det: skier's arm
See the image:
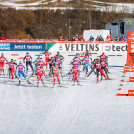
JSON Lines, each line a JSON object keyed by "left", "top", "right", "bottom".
{"left": 23, "top": 65, "right": 25, "bottom": 71}
{"left": 81, "top": 58, "right": 85, "bottom": 64}
{"left": 66, "top": 69, "right": 72, "bottom": 75}
{"left": 33, "top": 59, "right": 37, "bottom": 63}
{"left": 89, "top": 57, "right": 92, "bottom": 63}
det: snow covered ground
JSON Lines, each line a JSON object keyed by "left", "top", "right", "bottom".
{"left": 0, "top": 51, "right": 134, "bottom": 134}
{"left": 0, "top": 0, "right": 134, "bottom": 13}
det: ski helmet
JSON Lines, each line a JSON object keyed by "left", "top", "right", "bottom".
{"left": 19, "top": 61, "right": 22, "bottom": 64}
{"left": 26, "top": 52, "right": 29, "bottom": 55}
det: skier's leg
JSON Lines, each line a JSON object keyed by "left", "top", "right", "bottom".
{"left": 53, "top": 73, "right": 56, "bottom": 85}
{"left": 11, "top": 69, "right": 14, "bottom": 79}
{"left": 76, "top": 73, "right": 79, "bottom": 83}
{"left": 29, "top": 62, "right": 34, "bottom": 71}
{"left": 42, "top": 69, "right": 46, "bottom": 78}
{"left": 22, "top": 71, "right": 27, "bottom": 80}
{"left": 2, "top": 63, "right": 4, "bottom": 74}
{"left": 73, "top": 73, "right": 76, "bottom": 82}
{"left": 26, "top": 61, "right": 29, "bottom": 72}
{"left": 87, "top": 66, "right": 96, "bottom": 77}
{"left": 99, "top": 68, "right": 106, "bottom": 78}
{"left": 9, "top": 68, "right": 11, "bottom": 78}
{"left": 18, "top": 71, "right": 21, "bottom": 80}
{"left": 96, "top": 69, "right": 99, "bottom": 82}
{"left": 104, "top": 66, "right": 109, "bottom": 77}
{"left": 57, "top": 73, "right": 60, "bottom": 84}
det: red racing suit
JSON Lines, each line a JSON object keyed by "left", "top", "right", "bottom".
{"left": 7, "top": 62, "right": 16, "bottom": 79}
{"left": 100, "top": 54, "right": 108, "bottom": 61}
{"left": 71, "top": 66, "right": 80, "bottom": 82}
{"left": 0, "top": 56, "right": 7, "bottom": 73}
{"left": 38, "top": 60, "right": 46, "bottom": 78}
{"left": 53, "top": 66, "right": 60, "bottom": 85}
{"left": 44, "top": 52, "right": 51, "bottom": 67}
{"left": 35, "top": 68, "right": 44, "bottom": 84}
{"left": 93, "top": 61, "right": 106, "bottom": 80}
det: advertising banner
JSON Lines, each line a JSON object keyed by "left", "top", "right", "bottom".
{"left": 47, "top": 42, "right": 128, "bottom": 54}
{"left": 0, "top": 43, "right": 46, "bottom": 51}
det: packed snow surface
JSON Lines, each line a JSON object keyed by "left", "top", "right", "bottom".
{"left": 0, "top": 51, "right": 134, "bottom": 134}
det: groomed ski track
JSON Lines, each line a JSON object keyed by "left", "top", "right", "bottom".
{"left": 0, "top": 53, "right": 134, "bottom": 134}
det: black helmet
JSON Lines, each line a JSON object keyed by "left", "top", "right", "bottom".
{"left": 57, "top": 52, "right": 60, "bottom": 55}
{"left": 26, "top": 52, "right": 29, "bottom": 54}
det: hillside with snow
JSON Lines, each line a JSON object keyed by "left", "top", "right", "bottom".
{"left": 0, "top": 0, "right": 134, "bottom": 13}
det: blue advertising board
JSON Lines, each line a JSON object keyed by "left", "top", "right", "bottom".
{"left": 0, "top": 43, "right": 46, "bottom": 51}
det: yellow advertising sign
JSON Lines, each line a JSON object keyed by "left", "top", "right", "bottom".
{"left": 126, "top": 20, "right": 132, "bottom": 25}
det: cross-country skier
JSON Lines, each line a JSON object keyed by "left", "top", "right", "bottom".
{"left": 99, "top": 52, "right": 108, "bottom": 63}
{"left": 16, "top": 61, "right": 31, "bottom": 85}
{"left": 48, "top": 57, "right": 55, "bottom": 76}
{"left": 71, "top": 58, "right": 79, "bottom": 68}
{"left": 84, "top": 50, "right": 91, "bottom": 57}
{"left": 54, "top": 52, "right": 64, "bottom": 63}
{"left": 7, "top": 59, "right": 17, "bottom": 80}
{"left": 0, "top": 53, "right": 7, "bottom": 75}
{"left": 82, "top": 54, "right": 92, "bottom": 74}
{"left": 91, "top": 57, "right": 108, "bottom": 83}
{"left": 35, "top": 66, "right": 46, "bottom": 87}
{"left": 38, "top": 58, "right": 47, "bottom": 79}
{"left": 53, "top": 63, "right": 61, "bottom": 87}
{"left": 54, "top": 58, "right": 62, "bottom": 73}
{"left": 23, "top": 52, "right": 33, "bottom": 74}
{"left": 42, "top": 49, "right": 51, "bottom": 69}
{"left": 71, "top": 53, "right": 81, "bottom": 67}
{"left": 30, "top": 56, "right": 41, "bottom": 77}
{"left": 101, "top": 59, "right": 109, "bottom": 80}
{"left": 99, "top": 52, "right": 109, "bottom": 72}
{"left": 67, "top": 65, "right": 80, "bottom": 85}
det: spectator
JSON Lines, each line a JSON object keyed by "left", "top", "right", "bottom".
{"left": 96, "top": 36, "right": 100, "bottom": 41}
{"left": 120, "top": 34, "right": 127, "bottom": 41}
{"left": 115, "top": 36, "right": 120, "bottom": 41}
{"left": 79, "top": 35, "right": 84, "bottom": 41}
{"left": 59, "top": 36, "right": 64, "bottom": 41}
{"left": 74, "top": 35, "right": 79, "bottom": 41}
{"left": 89, "top": 35, "right": 94, "bottom": 41}
{"left": 0, "top": 34, "right": 6, "bottom": 40}
{"left": 99, "top": 35, "right": 104, "bottom": 41}
{"left": 105, "top": 35, "right": 113, "bottom": 41}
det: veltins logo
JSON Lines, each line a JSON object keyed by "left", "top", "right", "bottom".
{"left": 105, "top": 45, "right": 111, "bottom": 51}
{"left": 59, "top": 44, "right": 63, "bottom": 51}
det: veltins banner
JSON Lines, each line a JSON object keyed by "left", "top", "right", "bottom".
{"left": 47, "top": 43, "right": 127, "bottom": 54}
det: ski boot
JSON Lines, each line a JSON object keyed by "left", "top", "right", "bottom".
{"left": 72, "top": 82, "right": 75, "bottom": 86}
{"left": 77, "top": 82, "right": 80, "bottom": 86}
{"left": 37, "top": 82, "right": 39, "bottom": 87}
{"left": 19, "top": 80, "right": 21, "bottom": 85}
